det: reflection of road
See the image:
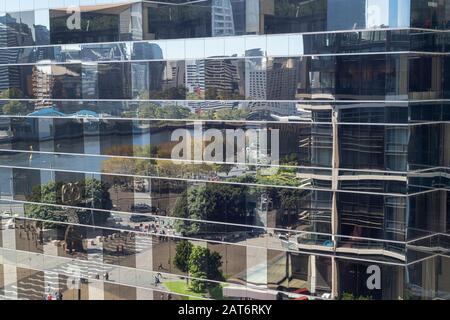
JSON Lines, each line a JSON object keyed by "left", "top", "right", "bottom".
{"left": 0, "top": 227, "right": 170, "bottom": 300}
{"left": 108, "top": 212, "right": 178, "bottom": 239}
{"left": 0, "top": 202, "right": 24, "bottom": 216}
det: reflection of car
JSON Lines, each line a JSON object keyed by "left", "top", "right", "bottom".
{"left": 107, "top": 215, "right": 123, "bottom": 223}
{"left": 293, "top": 296, "right": 309, "bottom": 301}
{"left": 292, "top": 288, "right": 311, "bottom": 295}
{"left": 286, "top": 288, "right": 311, "bottom": 300}
{"left": 321, "top": 293, "right": 332, "bottom": 299}
{"left": 130, "top": 215, "right": 155, "bottom": 223}
{"left": 0, "top": 217, "right": 14, "bottom": 230}
{"left": 131, "top": 204, "right": 158, "bottom": 213}
{"left": 276, "top": 233, "right": 291, "bottom": 242}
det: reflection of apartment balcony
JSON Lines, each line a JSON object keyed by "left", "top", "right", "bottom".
{"left": 406, "top": 233, "right": 450, "bottom": 257}
{"left": 336, "top": 240, "right": 406, "bottom": 261}
{"left": 278, "top": 234, "right": 334, "bottom": 252}
{"left": 277, "top": 233, "right": 407, "bottom": 261}
{"left": 295, "top": 93, "right": 335, "bottom": 100}
{"left": 409, "top": 91, "right": 440, "bottom": 100}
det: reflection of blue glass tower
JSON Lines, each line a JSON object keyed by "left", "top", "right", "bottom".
{"left": 212, "top": 0, "right": 236, "bottom": 36}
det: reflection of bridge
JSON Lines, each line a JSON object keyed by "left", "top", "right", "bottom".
{"left": 28, "top": 108, "right": 99, "bottom": 119}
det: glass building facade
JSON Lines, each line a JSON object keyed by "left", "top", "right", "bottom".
{"left": 0, "top": 0, "right": 449, "bottom": 300}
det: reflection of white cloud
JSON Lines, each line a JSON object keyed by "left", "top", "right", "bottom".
{"left": 366, "top": 0, "right": 389, "bottom": 28}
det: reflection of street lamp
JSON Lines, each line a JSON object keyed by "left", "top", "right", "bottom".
{"left": 113, "top": 179, "right": 119, "bottom": 207}
{"left": 9, "top": 176, "right": 14, "bottom": 213}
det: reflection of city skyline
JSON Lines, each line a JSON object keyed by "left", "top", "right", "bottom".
{"left": 0, "top": 0, "right": 449, "bottom": 302}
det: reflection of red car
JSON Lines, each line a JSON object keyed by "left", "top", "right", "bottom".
{"left": 293, "top": 288, "right": 310, "bottom": 295}
{"left": 291, "top": 288, "right": 310, "bottom": 300}
{"left": 293, "top": 296, "right": 309, "bottom": 301}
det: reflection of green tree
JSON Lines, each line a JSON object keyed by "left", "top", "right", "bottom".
{"left": 24, "top": 179, "right": 112, "bottom": 228}
{"left": 341, "top": 292, "right": 373, "bottom": 300}
{"left": 2, "top": 100, "right": 32, "bottom": 115}
{"left": 205, "top": 87, "right": 245, "bottom": 100}
{"left": 187, "top": 92, "right": 205, "bottom": 100}
{"left": 124, "top": 92, "right": 251, "bottom": 121}
{"left": 123, "top": 102, "right": 191, "bottom": 120}
{"left": 148, "top": 87, "right": 187, "bottom": 100}
{"left": 101, "top": 144, "right": 157, "bottom": 176}
{"left": 0, "top": 88, "right": 25, "bottom": 99}
{"left": 0, "top": 88, "right": 34, "bottom": 115}
{"left": 173, "top": 183, "right": 250, "bottom": 236}
{"left": 172, "top": 240, "right": 224, "bottom": 294}
{"left": 174, "top": 240, "right": 193, "bottom": 274}
{"left": 193, "top": 108, "right": 250, "bottom": 121}
{"left": 188, "top": 246, "right": 224, "bottom": 293}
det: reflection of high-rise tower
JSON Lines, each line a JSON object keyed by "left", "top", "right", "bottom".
{"left": 0, "top": 16, "right": 34, "bottom": 97}
{"left": 205, "top": 58, "right": 244, "bottom": 99}
{"left": 212, "top": 0, "right": 236, "bottom": 37}
{"left": 32, "top": 65, "right": 53, "bottom": 107}
{"left": 34, "top": 25, "right": 50, "bottom": 45}
{"left": 186, "top": 60, "right": 205, "bottom": 99}
{"left": 163, "top": 61, "right": 185, "bottom": 90}
{"left": 267, "top": 58, "right": 302, "bottom": 100}
{"left": 245, "top": 49, "right": 266, "bottom": 100}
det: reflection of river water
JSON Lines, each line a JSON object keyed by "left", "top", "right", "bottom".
{"left": 0, "top": 126, "right": 203, "bottom": 188}
{"left": 0, "top": 130, "right": 174, "bottom": 179}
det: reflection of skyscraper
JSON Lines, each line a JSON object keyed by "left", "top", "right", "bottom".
{"left": 186, "top": 60, "right": 205, "bottom": 99}
{"left": 162, "top": 61, "right": 185, "bottom": 90}
{"left": 205, "top": 58, "right": 244, "bottom": 98}
{"left": 33, "top": 65, "right": 81, "bottom": 107}
{"left": 266, "top": 58, "right": 302, "bottom": 100}
{"left": 34, "top": 25, "right": 50, "bottom": 45}
{"left": 32, "top": 65, "right": 53, "bottom": 107}
{"left": 0, "top": 0, "right": 449, "bottom": 303}
{"left": 245, "top": 49, "right": 266, "bottom": 100}
{"left": 82, "top": 64, "right": 99, "bottom": 100}
{"left": 212, "top": 0, "right": 236, "bottom": 36}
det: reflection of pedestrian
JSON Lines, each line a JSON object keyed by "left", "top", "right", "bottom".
{"left": 158, "top": 263, "right": 163, "bottom": 271}
{"left": 168, "top": 294, "right": 172, "bottom": 300}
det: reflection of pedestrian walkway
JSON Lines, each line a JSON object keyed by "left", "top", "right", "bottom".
{"left": 0, "top": 236, "right": 130, "bottom": 300}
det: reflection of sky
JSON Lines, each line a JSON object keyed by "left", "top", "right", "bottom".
{"left": 327, "top": 0, "right": 411, "bottom": 29}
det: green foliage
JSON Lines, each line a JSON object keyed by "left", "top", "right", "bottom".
{"left": 341, "top": 292, "right": 373, "bottom": 300}
{"left": 205, "top": 87, "right": 245, "bottom": 100}
{"left": 2, "top": 101, "right": 31, "bottom": 115}
{"left": 0, "top": 88, "right": 25, "bottom": 99}
{"left": 193, "top": 107, "right": 250, "bottom": 121}
{"left": 125, "top": 102, "right": 191, "bottom": 120}
{"left": 173, "top": 240, "right": 193, "bottom": 273}
{"left": 148, "top": 87, "right": 187, "bottom": 100}
{"left": 172, "top": 242, "right": 224, "bottom": 294}
{"left": 188, "top": 246, "right": 223, "bottom": 293}
{"left": 24, "top": 179, "right": 111, "bottom": 228}
{"left": 172, "top": 183, "right": 249, "bottom": 235}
